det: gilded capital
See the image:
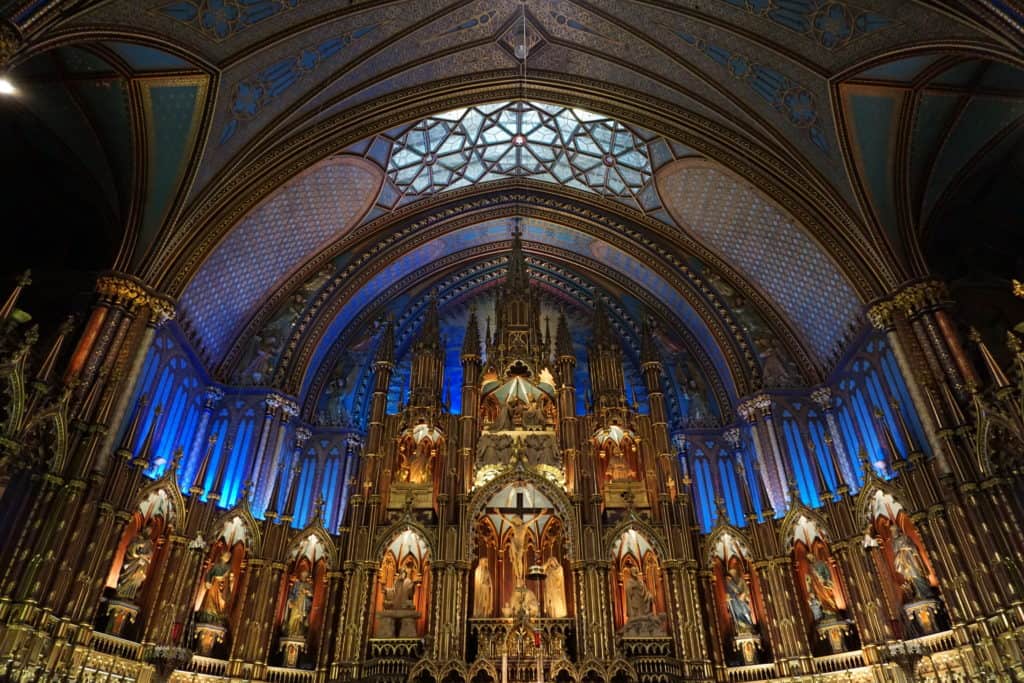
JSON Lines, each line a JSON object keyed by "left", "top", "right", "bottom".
{"left": 866, "top": 300, "right": 895, "bottom": 330}
{"left": 203, "top": 386, "right": 225, "bottom": 406}
{"left": 96, "top": 274, "right": 147, "bottom": 306}
{"left": 810, "top": 386, "right": 832, "bottom": 410}
{"left": 145, "top": 295, "right": 176, "bottom": 324}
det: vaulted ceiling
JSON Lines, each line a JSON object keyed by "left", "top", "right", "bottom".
{"left": 3, "top": 0, "right": 1022, "bottom": 422}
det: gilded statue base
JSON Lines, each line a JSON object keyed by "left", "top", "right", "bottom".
{"left": 501, "top": 586, "right": 540, "bottom": 618}
{"left": 194, "top": 623, "right": 227, "bottom": 657}
{"left": 903, "top": 598, "right": 941, "bottom": 635}
{"left": 279, "top": 635, "right": 306, "bottom": 668}
{"left": 815, "top": 618, "right": 851, "bottom": 654}
{"left": 621, "top": 610, "right": 667, "bottom": 638}
{"left": 603, "top": 480, "right": 649, "bottom": 509}
{"left": 105, "top": 599, "right": 140, "bottom": 637}
{"left": 734, "top": 631, "right": 761, "bottom": 666}
{"left": 374, "top": 610, "right": 420, "bottom": 639}
{"left": 387, "top": 483, "right": 433, "bottom": 510}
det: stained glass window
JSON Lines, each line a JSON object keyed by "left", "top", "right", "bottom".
{"left": 384, "top": 101, "right": 654, "bottom": 209}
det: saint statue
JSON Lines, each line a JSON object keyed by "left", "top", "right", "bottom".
{"left": 725, "top": 566, "right": 755, "bottom": 633}
{"left": 624, "top": 566, "right": 655, "bottom": 620}
{"left": 522, "top": 397, "right": 544, "bottom": 430}
{"left": 543, "top": 557, "right": 568, "bottom": 618}
{"left": 115, "top": 527, "right": 154, "bottom": 600}
{"left": 472, "top": 558, "right": 493, "bottom": 618}
{"left": 804, "top": 555, "right": 840, "bottom": 622}
{"left": 405, "top": 440, "right": 435, "bottom": 484}
{"left": 383, "top": 567, "right": 419, "bottom": 610}
{"left": 198, "top": 551, "right": 235, "bottom": 624}
{"left": 891, "top": 526, "right": 934, "bottom": 601}
{"left": 282, "top": 568, "right": 314, "bottom": 637}
{"left": 489, "top": 399, "right": 515, "bottom": 432}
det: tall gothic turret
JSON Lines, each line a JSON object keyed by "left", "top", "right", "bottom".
{"left": 406, "top": 296, "right": 445, "bottom": 417}
{"left": 486, "top": 222, "right": 549, "bottom": 376}
{"left": 587, "top": 301, "right": 629, "bottom": 417}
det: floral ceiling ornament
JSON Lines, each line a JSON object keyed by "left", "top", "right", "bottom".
{"left": 712, "top": 0, "right": 891, "bottom": 50}
{"left": 670, "top": 30, "right": 829, "bottom": 154}
{"left": 220, "top": 23, "right": 380, "bottom": 144}
{"left": 159, "top": 0, "right": 302, "bottom": 42}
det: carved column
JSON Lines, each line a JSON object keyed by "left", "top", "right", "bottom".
{"left": 738, "top": 396, "right": 786, "bottom": 511}
{"left": 867, "top": 298, "right": 947, "bottom": 471}
{"left": 184, "top": 387, "right": 224, "bottom": 489}
{"left": 248, "top": 395, "right": 282, "bottom": 511}
{"left": 255, "top": 399, "right": 297, "bottom": 516}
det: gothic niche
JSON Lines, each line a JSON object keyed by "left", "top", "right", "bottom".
{"left": 395, "top": 424, "right": 443, "bottom": 486}
{"left": 471, "top": 483, "right": 570, "bottom": 622}
{"left": 610, "top": 529, "right": 667, "bottom": 638}
{"left": 373, "top": 528, "right": 430, "bottom": 639}
{"left": 788, "top": 516, "right": 855, "bottom": 654}
{"left": 101, "top": 489, "right": 174, "bottom": 638}
{"left": 594, "top": 425, "right": 649, "bottom": 510}
{"left": 276, "top": 533, "right": 329, "bottom": 667}
{"left": 476, "top": 374, "right": 560, "bottom": 488}
{"left": 864, "top": 491, "right": 945, "bottom": 636}
{"left": 710, "top": 531, "right": 765, "bottom": 666}
{"left": 192, "top": 516, "right": 251, "bottom": 657}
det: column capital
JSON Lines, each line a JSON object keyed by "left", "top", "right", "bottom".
{"left": 295, "top": 426, "right": 313, "bottom": 447}
{"left": 737, "top": 393, "right": 772, "bottom": 422}
{"left": 866, "top": 300, "right": 897, "bottom": 330}
{"left": 810, "top": 386, "right": 832, "bottom": 410}
{"left": 868, "top": 279, "right": 951, "bottom": 329}
{"left": 203, "top": 386, "right": 225, "bottom": 406}
{"left": 94, "top": 272, "right": 177, "bottom": 322}
{"left": 723, "top": 427, "right": 742, "bottom": 449}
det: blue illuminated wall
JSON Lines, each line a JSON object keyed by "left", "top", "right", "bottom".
{"left": 125, "top": 325, "right": 361, "bottom": 530}
{"left": 681, "top": 331, "right": 929, "bottom": 530}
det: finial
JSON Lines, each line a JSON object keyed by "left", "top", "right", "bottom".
{"left": 170, "top": 446, "right": 185, "bottom": 472}
{"left": 0, "top": 269, "right": 31, "bottom": 320}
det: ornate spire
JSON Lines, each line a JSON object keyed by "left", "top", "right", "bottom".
{"left": 640, "top": 315, "right": 658, "bottom": 364}
{"left": 414, "top": 293, "right": 442, "bottom": 354}
{"left": 462, "top": 307, "right": 481, "bottom": 358}
{"left": 374, "top": 316, "right": 395, "bottom": 365}
{"left": 970, "top": 327, "right": 1010, "bottom": 390}
{"left": 505, "top": 218, "right": 530, "bottom": 294}
{"left": 35, "top": 315, "right": 74, "bottom": 384}
{"left": 555, "top": 310, "right": 573, "bottom": 358}
{"left": 590, "top": 300, "right": 616, "bottom": 350}
{"left": 0, "top": 270, "right": 30, "bottom": 321}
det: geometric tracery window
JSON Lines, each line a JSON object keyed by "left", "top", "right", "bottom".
{"left": 386, "top": 101, "right": 653, "bottom": 207}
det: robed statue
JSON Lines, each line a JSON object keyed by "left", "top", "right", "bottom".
{"left": 383, "top": 567, "right": 419, "bottom": 610}
{"left": 891, "top": 526, "right": 934, "bottom": 601}
{"left": 198, "top": 551, "right": 235, "bottom": 624}
{"left": 624, "top": 566, "right": 655, "bottom": 620}
{"left": 543, "top": 557, "right": 568, "bottom": 618}
{"left": 620, "top": 565, "right": 665, "bottom": 636}
{"left": 282, "top": 568, "right": 314, "bottom": 636}
{"left": 804, "top": 555, "right": 840, "bottom": 621}
{"left": 725, "top": 566, "right": 755, "bottom": 633}
{"left": 472, "top": 558, "right": 493, "bottom": 617}
{"left": 115, "top": 527, "right": 154, "bottom": 600}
